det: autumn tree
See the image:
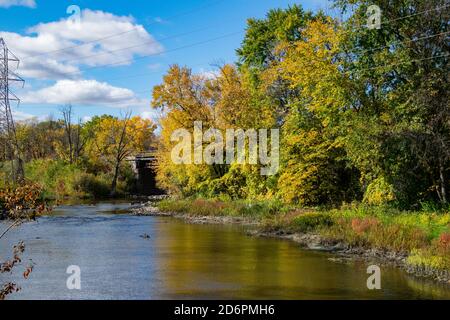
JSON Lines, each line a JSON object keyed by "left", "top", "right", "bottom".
{"left": 151, "top": 63, "right": 278, "bottom": 198}
{"left": 237, "top": 5, "right": 323, "bottom": 124}
{"left": 261, "top": 18, "right": 361, "bottom": 205}
{"left": 15, "top": 118, "right": 63, "bottom": 161}
{"left": 86, "top": 114, "right": 156, "bottom": 196}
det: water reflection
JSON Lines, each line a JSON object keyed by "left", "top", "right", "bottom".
{"left": 0, "top": 203, "right": 449, "bottom": 300}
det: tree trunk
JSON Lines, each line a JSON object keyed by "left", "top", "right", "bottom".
{"left": 439, "top": 160, "right": 447, "bottom": 205}
{"left": 110, "top": 163, "right": 120, "bottom": 197}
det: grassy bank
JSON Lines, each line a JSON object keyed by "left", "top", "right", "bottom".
{"left": 156, "top": 198, "right": 450, "bottom": 275}
{"left": 1, "top": 159, "right": 135, "bottom": 200}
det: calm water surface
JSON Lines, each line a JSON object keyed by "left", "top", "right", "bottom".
{"left": 1, "top": 202, "right": 449, "bottom": 300}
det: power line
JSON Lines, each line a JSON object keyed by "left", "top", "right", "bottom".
{"left": 379, "top": 3, "right": 450, "bottom": 27}
{"left": 43, "top": 30, "right": 243, "bottom": 79}
{"left": 14, "top": 29, "right": 449, "bottom": 107}
{"left": 343, "top": 3, "right": 450, "bottom": 32}
{"left": 16, "top": 53, "right": 449, "bottom": 109}
{"left": 13, "top": 4, "right": 449, "bottom": 107}
{"left": 56, "top": 17, "right": 242, "bottom": 65}
{"left": 17, "top": 3, "right": 449, "bottom": 82}
{"left": 348, "top": 30, "right": 450, "bottom": 56}
{"left": 356, "top": 53, "right": 449, "bottom": 73}
{"left": 24, "top": 28, "right": 447, "bottom": 90}
{"left": 62, "top": 30, "right": 450, "bottom": 87}
{"left": 102, "top": 61, "right": 216, "bottom": 83}
{"left": 21, "top": 0, "right": 226, "bottom": 60}
{"left": 24, "top": 3, "right": 450, "bottom": 64}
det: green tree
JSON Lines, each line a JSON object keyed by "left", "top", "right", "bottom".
{"left": 335, "top": 0, "right": 450, "bottom": 206}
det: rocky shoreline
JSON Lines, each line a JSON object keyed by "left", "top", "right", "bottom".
{"left": 131, "top": 202, "right": 450, "bottom": 285}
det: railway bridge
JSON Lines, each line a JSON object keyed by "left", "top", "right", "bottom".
{"left": 127, "top": 151, "right": 164, "bottom": 195}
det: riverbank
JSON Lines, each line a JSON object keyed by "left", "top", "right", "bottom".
{"left": 133, "top": 198, "right": 450, "bottom": 285}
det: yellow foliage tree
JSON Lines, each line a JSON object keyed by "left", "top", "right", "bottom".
{"left": 152, "top": 64, "right": 277, "bottom": 197}
{"left": 86, "top": 114, "right": 156, "bottom": 196}
{"left": 264, "top": 18, "right": 358, "bottom": 205}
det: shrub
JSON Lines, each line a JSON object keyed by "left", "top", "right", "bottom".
{"left": 322, "top": 216, "right": 428, "bottom": 252}
{"left": 0, "top": 182, "right": 47, "bottom": 219}
{"left": 73, "top": 173, "right": 110, "bottom": 198}
{"left": 157, "top": 198, "right": 288, "bottom": 219}
{"left": 351, "top": 217, "right": 379, "bottom": 234}
{"left": 363, "top": 177, "right": 396, "bottom": 205}
{"left": 158, "top": 198, "right": 227, "bottom": 216}
{"left": 408, "top": 247, "right": 450, "bottom": 271}
{"left": 291, "top": 212, "right": 334, "bottom": 232}
{"left": 437, "top": 233, "right": 450, "bottom": 251}
{"left": 190, "top": 199, "right": 227, "bottom": 216}
{"left": 24, "top": 159, "right": 84, "bottom": 199}
{"left": 227, "top": 199, "right": 287, "bottom": 218}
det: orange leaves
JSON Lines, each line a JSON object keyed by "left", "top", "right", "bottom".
{"left": 151, "top": 65, "right": 213, "bottom": 124}
{"left": 0, "top": 183, "right": 47, "bottom": 219}
{"left": 151, "top": 63, "right": 276, "bottom": 196}
{"left": 437, "top": 233, "right": 450, "bottom": 251}
{"left": 23, "top": 264, "right": 34, "bottom": 279}
{"left": 351, "top": 217, "right": 379, "bottom": 234}
{"left": 0, "top": 184, "right": 42, "bottom": 300}
{"left": 0, "top": 241, "right": 34, "bottom": 300}
{"left": 0, "top": 283, "right": 20, "bottom": 300}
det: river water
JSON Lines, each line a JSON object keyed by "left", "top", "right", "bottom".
{"left": 0, "top": 202, "right": 449, "bottom": 300}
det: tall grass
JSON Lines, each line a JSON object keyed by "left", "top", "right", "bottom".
{"left": 20, "top": 159, "right": 126, "bottom": 199}
{"left": 25, "top": 159, "right": 84, "bottom": 199}
{"left": 157, "top": 197, "right": 289, "bottom": 219}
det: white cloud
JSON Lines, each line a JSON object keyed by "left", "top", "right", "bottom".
{"left": 140, "top": 110, "right": 159, "bottom": 121}
{"left": 82, "top": 115, "right": 92, "bottom": 123}
{"left": 22, "top": 80, "right": 146, "bottom": 107}
{"left": 0, "top": 9, "right": 163, "bottom": 80}
{"left": 198, "top": 68, "right": 220, "bottom": 80}
{"left": 0, "top": 0, "right": 36, "bottom": 8}
{"left": 12, "top": 110, "right": 36, "bottom": 121}
{"left": 148, "top": 63, "right": 161, "bottom": 71}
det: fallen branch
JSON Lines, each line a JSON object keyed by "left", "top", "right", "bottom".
{"left": 0, "top": 219, "right": 22, "bottom": 240}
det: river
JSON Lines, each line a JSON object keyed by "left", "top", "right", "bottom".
{"left": 0, "top": 202, "right": 449, "bottom": 300}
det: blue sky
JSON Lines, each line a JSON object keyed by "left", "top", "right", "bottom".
{"left": 0, "top": 0, "right": 332, "bottom": 123}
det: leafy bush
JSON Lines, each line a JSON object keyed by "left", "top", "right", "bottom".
{"left": 363, "top": 177, "right": 396, "bottom": 205}
{"left": 24, "top": 159, "right": 84, "bottom": 199}
{"left": 0, "top": 182, "right": 47, "bottom": 219}
{"left": 73, "top": 173, "right": 110, "bottom": 198}
{"left": 408, "top": 246, "right": 450, "bottom": 271}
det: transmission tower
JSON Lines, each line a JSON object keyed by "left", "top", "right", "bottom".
{"left": 0, "top": 37, "right": 25, "bottom": 182}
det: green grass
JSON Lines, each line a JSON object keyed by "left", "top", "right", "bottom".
{"left": 157, "top": 197, "right": 289, "bottom": 219}
{"left": 1, "top": 159, "right": 129, "bottom": 200}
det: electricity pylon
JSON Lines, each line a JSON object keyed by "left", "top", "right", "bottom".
{"left": 0, "top": 37, "right": 25, "bottom": 182}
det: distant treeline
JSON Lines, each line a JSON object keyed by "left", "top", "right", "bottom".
{"left": 0, "top": 106, "right": 156, "bottom": 198}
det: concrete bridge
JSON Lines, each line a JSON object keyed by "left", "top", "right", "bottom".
{"left": 127, "top": 151, "right": 164, "bottom": 195}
